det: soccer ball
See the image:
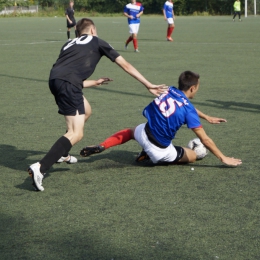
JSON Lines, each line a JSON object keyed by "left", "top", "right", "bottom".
{"left": 187, "top": 138, "right": 208, "bottom": 160}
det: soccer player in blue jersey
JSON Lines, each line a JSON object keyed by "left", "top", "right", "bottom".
{"left": 163, "top": 0, "right": 175, "bottom": 42}
{"left": 124, "top": 0, "right": 144, "bottom": 52}
{"left": 81, "top": 71, "right": 242, "bottom": 167}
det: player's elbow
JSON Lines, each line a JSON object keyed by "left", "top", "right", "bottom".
{"left": 116, "top": 56, "right": 131, "bottom": 72}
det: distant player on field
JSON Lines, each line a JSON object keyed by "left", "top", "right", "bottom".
{"left": 81, "top": 71, "right": 242, "bottom": 167}
{"left": 232, "top": 0, "right": 241, "bottom": 21}
{"left": 65, "top": 0, "right": 77, "bottom": 40}
{"left": 27, "top": 18, "right": 167, "bottom": 192}
{"left": 124, "top": 0, "right": 144, "bottom": 52}
{"left": 163, "top": 0, "right": 175, "bottom": 42}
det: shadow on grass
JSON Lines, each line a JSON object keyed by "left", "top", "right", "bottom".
{"left": 79, "top": 149, "right": 229, "bottom": 168}
{"left": 0, "top": 144, "right": 72, "bottom": 191}
{"left": 0, "top": 212, "right": 201, "bottom": 260}
{"left": 0, "top": 73, "right": 154, "bottom": 99}
{"left": 0, "top": 73, "right": 47, "bottom": 83}
{"left": 193, "top": 99, "right": 260, "bottom": 113}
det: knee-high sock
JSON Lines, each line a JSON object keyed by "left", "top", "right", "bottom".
{"left": 126, "top": 36, "right": 133, "bottom": 45}
{"left": 40, "top": 136, "right": 72, "bottom": 173}
{"left": 133, "top": 39, "right": 138, "bottom": 50}
{"left": 167, "top": 27, "right": 174, "bottom": 37}
{"left": 67, "top": 31, "right": 70, "bottom": 39}
{"left": 100, "top": 129, "right": 132, "bottom": 149}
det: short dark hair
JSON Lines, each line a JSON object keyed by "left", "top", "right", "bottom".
{"left": 178, "top": 71, "right": 200, "bottom": 91}
{"left": 76, "top": 18, "right": 95, "bottom": 36}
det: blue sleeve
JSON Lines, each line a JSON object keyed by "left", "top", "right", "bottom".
{"left": 140, "top": 5, "right": 144, "bottom": 12}
{"left": 186, "top": 106, "right": 202, "bottom": 129}
{"left": 124, "top": 6, "right": 128, "bottom": 13}
{"left": 163, "top": 4, "right": 166, "bottom": 11}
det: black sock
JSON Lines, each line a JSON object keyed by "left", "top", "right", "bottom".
{"left": 62, "top": 130, "right": 69, "bottom": 157}
{"left": 40, "top": 136, "right": 72, "bottom": 173}
{"left": 67, "top": 31, "right": 70, "bottom": 39}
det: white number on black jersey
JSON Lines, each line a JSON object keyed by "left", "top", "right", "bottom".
{"left": 63, "top": 35, "right": 93, "bottom": 51}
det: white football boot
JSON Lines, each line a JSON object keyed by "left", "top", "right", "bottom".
{"left": 28, "top": 162, "right": 45, "bottom": 191}
{"left": 57, "top": 155, "right": 77, "bottom": 164}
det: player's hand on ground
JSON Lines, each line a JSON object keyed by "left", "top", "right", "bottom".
{"left": 207, "top": 116, "right": 227, "bottom": 124}
{"left": 147, "top": 84, "right": 168, "bottom": 96}
{"left": 95, "top": 77, "right": 113, "bottom": 86}
{"left": 221, "top": 157, "right": 242, "bottom": 167}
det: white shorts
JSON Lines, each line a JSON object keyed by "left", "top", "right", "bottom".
{"left": 129, "top": 23, "right": 140, "bottom": 34}
{"left": 167, "top": 18, "right": 174, "bottom": 25}
{"left": 134, "top": 123, "right": 178, "bottom": 164}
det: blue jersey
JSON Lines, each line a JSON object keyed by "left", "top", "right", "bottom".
{"left": 163, "top": 1, "right": 174, "bottom": 18}
{"left": 124, "top": 2, "right": 144, "bottom": 24}
{"left": 143, "top": 87, "right": 202, "bottom": 147}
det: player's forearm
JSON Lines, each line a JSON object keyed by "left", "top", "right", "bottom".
{"left": 136, "top": 11, "right": 143, "bottom": 17}
{"left": 65, "top": 15, "right": 71, "bottom": 22}
{"left": 201, "top": 137, "right": 225, "bottom": 161}
{"left": 196, "top": 108, "right": 209, "bottom": 121}
{"left": 115, "top": 56, "right": 152, "bottom": 88}
{"left": 83, "top": 80, "right": 98, "bottom": 88}
{"left": 124, "top": 12, "right": 131, "bottom": 18}
{"left": 193, "top": 128, "right": 226, "bottom": 162}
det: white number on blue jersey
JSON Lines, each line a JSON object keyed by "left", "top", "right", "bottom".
{"left": 154, "top": 96, "right": 183, "bottom": 118}
{"left": 63, "top": 35, "right": 93, "bottom": 51}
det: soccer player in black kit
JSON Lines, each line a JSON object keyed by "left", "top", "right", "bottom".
{"left": 28, "top": 18, "right": 167, "bottom": 191}
{"left": 65, "top": 0, "right": 77, "bottom": 40}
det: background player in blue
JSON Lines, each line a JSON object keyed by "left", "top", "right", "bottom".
{"left": 27, "top": 18, "right": 168, "bottom": 192}
{"left": 163, "top": 0, "right": 175, "bottom": 42}
{"left": 124, "top": 0, "right": 144, "bottom": 52}
{"left": 65, "top": 0, "right": 77, "bottom": 40}
{"left": 81, "top": 71, "right": 242, "bottom": 167}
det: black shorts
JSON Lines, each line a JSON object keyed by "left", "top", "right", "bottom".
{"left": 172, "top": 146, "right": 185, "bottom": 162}
{"left": 67, "top": 19, "right": 76, "bottom": 28}
{"left": 49, "top": 79, "right": 85, "bottom": 116}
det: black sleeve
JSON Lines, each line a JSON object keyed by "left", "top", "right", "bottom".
{"left": 98, "top": 38, "right": 120, "bottom": 62}
{"left": 65, "top": 8, "right": 69, "bottom": 15}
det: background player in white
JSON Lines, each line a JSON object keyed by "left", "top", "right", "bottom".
{"left": 124, "top": 0, "right": 144, "bottom": 52}
{"left": 28, "top": 18, "right": 167, "bottom": 192}
{"left": 81, "top": 71, "right": 242, "bottom": 167}
{"left": 163, "top": 0, "right": 175, "bottom": 42}
{"left": 65, "top": 0, "right": 77, "bottom": 40}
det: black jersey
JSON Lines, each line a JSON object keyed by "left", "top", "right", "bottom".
{"left": 65, "top": 7, "right": 75, "bottom": 21}
{"left": 49, "top": 35, "right": 120, "bottom": 89}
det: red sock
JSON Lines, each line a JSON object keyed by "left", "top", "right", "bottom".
{"left": 133, "top": 38, "right": 138, "bottom": 50}
{"left": 167, "top": 27, "right": 174, "bottom": 37}
{"left": 126, "top": 36, "right": 133, "bottom": 45}
{"left": 100, "top": 129, "right": 133, "bottom": 149}
{"left": 167, "top": 27, "right": 170, "bottom": 37}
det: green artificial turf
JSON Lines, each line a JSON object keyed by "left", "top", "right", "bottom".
{"left": 0, "top": 16, "right": 259, "bottom": 260}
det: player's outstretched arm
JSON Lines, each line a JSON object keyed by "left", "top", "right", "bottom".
{"left": 115, "top": 56, "right": 168, "bottom": 96}
{"left": 192, "top": 127, "right": 242, "bottom": 166}
{"left": 83, "top": 78, "right": 113, "bottom": 88}
{"left": 196, "top": 108, "right": 227, "bottom": 124}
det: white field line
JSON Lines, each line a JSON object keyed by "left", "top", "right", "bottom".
{"left": 0, "top": 40, "right": 64, "bottom": 46}
{"left": 0, "top": 40, "right": 259, "bottom": 46}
